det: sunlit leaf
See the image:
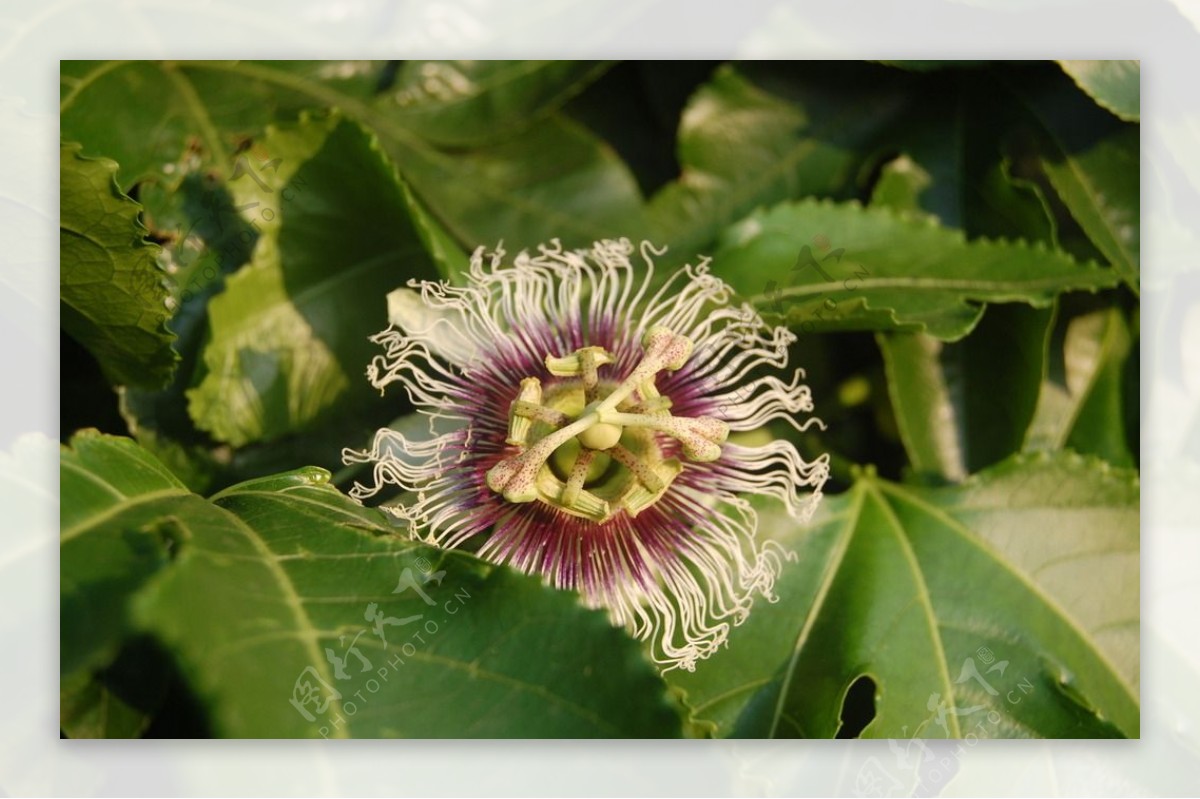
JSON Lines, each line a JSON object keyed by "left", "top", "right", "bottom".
{"left": 60, "top": 143, "right": 178, "bottom": 389}
{"left": 712, "top": 199, "right": 1118, "bottom": 340}
{"left": 185, "top": 114, "right": 441, "bottom": 446}
{"left": 1058, "top": 60, "right": 1139, "bottom": 122}
{"left": 669, "top": 453, "right": 1139, "bottom": 739}
{"left": 61, "top": 434, "right": 686, "bottom": 737}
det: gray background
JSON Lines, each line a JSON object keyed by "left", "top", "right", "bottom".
{"left": 5, "top": 0, "right": 1195, "bottom": 794}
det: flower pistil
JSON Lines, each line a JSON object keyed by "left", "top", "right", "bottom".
{"left": 486, "top": 326, "right": 728, "bottom": 523}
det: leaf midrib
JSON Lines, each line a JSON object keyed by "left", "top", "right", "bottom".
{"left": 878, "top": 480, "right": 1140, "bottom": 716}
{"left": 211, "top": 506, "right": 351, "bottom": 738}
{"left": 767, "top": 487, "right": 863, "bottom": 738}
{"left": 60, "top": 487, "right": 189, "bottom": 542}
{"left": 748, "top": 271, "right": 1118, "bottom": 307}
{"left": 197, "top": 494, "right": 634, "bottom": 737}
{"left": 60, "top": 60, "right": 130, "bottom": 113}
{"left": 866, "top": 481, "right": 961, "bottom": 738}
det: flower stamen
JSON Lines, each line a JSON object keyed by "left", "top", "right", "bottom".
{"left": 598, "top": 411, "right": 728, "bottom": 462}
{"left": 486, "top": 324, "right": 731, "bottom": 520}
{"left": 594, "top": 326, "right": 692, "bottom": 413}
{"left": 546, "top": 345, "right": 613, "bottom": 403}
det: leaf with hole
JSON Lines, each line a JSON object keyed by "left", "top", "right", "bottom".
{"left": 668, "top": 453, "right": 1139, "bottom": 739}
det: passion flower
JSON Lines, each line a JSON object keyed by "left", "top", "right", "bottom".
{"left": 343, "top": 239, "right": 828, "bottom": 671}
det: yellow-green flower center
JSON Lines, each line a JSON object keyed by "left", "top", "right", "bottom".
{"left": 485, "top": 327, "right": 729, "bottom": 522}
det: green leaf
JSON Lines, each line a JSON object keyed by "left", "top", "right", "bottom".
{"left": 60, "top": 430, "right": 202, "bottom": 676}
{"left": 668, "top": 453, "right": 1139, "bottom": 739}
{"left": 121, "top": 170, "right": 412, "bottom": 494}
{"left": 869, "top": 111, "right": 1063, "bottom": 481}
{"left": 385, "top": 113, "right": 649, "bottom": 252}
{"left": 713, "top": 199, "right": 1119, "bottom": 340}
{"left": 1008, "top": 67, "right": 1140, "bottom": 293}
{"left": 1057, "top": 61, "right": 1140, "bottom": 122}
{"left": 60, "top": 143, "right": 178, "bottom": 389}
{"left": 61, "top": 433, "right": 682, "bottom": 737}
{"left": 1066, "top": 308, "right": 1138, "bottom": 467}
{"left": 647, "top": 63, "right": 913, "bottom": 259}
{"left": 179, "top": 60, "right": 647, "bottom": 253}
{"left": 185, "top": 114, "right": 441, "bottom": 447}
{"left": 878, "top": 304, "right": 1053, "bottom": 481}
{"left": 60, "top": 638, "right": 169, "bottom": 738}
{"left": 116, "top": 174, "right": 261, "bottom": 493}
{"left": 870, "top": 155, "right": 934, "bottom": 220}
{"left": 401, "top": 187, "right": 470, "bottom": 282}
{"left": 379, "top": 60, "right": 613, "bottom": 146}
{"left": 1025, "top": 304, "right": 1138, "bottom": 467}
{"left": 61, "top": 61, "right": 219, "bottom": 188}
{"left": 60, "top": 60, "right": 385, "bottom": 188}
{"left": 868, "top": 76, "right": 1057, "bottom": 244}
{"left": 133, "top": 473, "right": 683, "bottom": 738}
{"left": 62, "top": 60, "right": 645, "bottom": 255}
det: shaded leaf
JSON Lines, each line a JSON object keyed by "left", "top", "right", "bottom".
{"left": 1066, "top": 307, "right": 1138, "bottom": 467}
{"left": 60, "top": 638, "right": 169, "bottom": 738}
{"left": 870, "top": 162, "right": 1056, "bottom": 481}
{"left": 61, "top": 670, "right": 152, "bottom": 739}
{"left": 1058, "top": 60, "right": 1140, "bottom": 122}
{"left": 669, "top": 453, "right": 1139, "bottom": 739}
{"left": 878, "top": 304, "right": 1052, "bottom": 481}
{"left": 172, "top": 60, "right": 646, "bottom": 253}
{"left": 379, "top": 60, "right": 612, "bottom": 146}
{"left": 185, "top": 114, "right": 440, "bottom": 447}
{"left": 116, "top": 174, "right": 261, "bottom": 493}
{"left": 868, "top": 74, "right": 1057, "bottom": 244}
{"left": 385, "top": 113, "right": 649, "bottom": 252}
{"left": 1008, "top": 67, "right": 1140, "bottom": 293}
{"left": 63, "top": 60, "right": 646, "bottom": 257}
{"left": 1026, "top": 303, "right": 1138, "bottom": 467}
{"left": 60, "top": 143, "right": 178, "bottom": 389}
{"left": 713, "top": 199, "right": 1118, "bottom": 340}
{"left": 60, "top": 430, "right": 202, "bottom": 676}
{"left": 122, "top": 170, "right": 412, "bottom": 494}
{"left": 647, "top": 63, "right": 913, "bottom": 259}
